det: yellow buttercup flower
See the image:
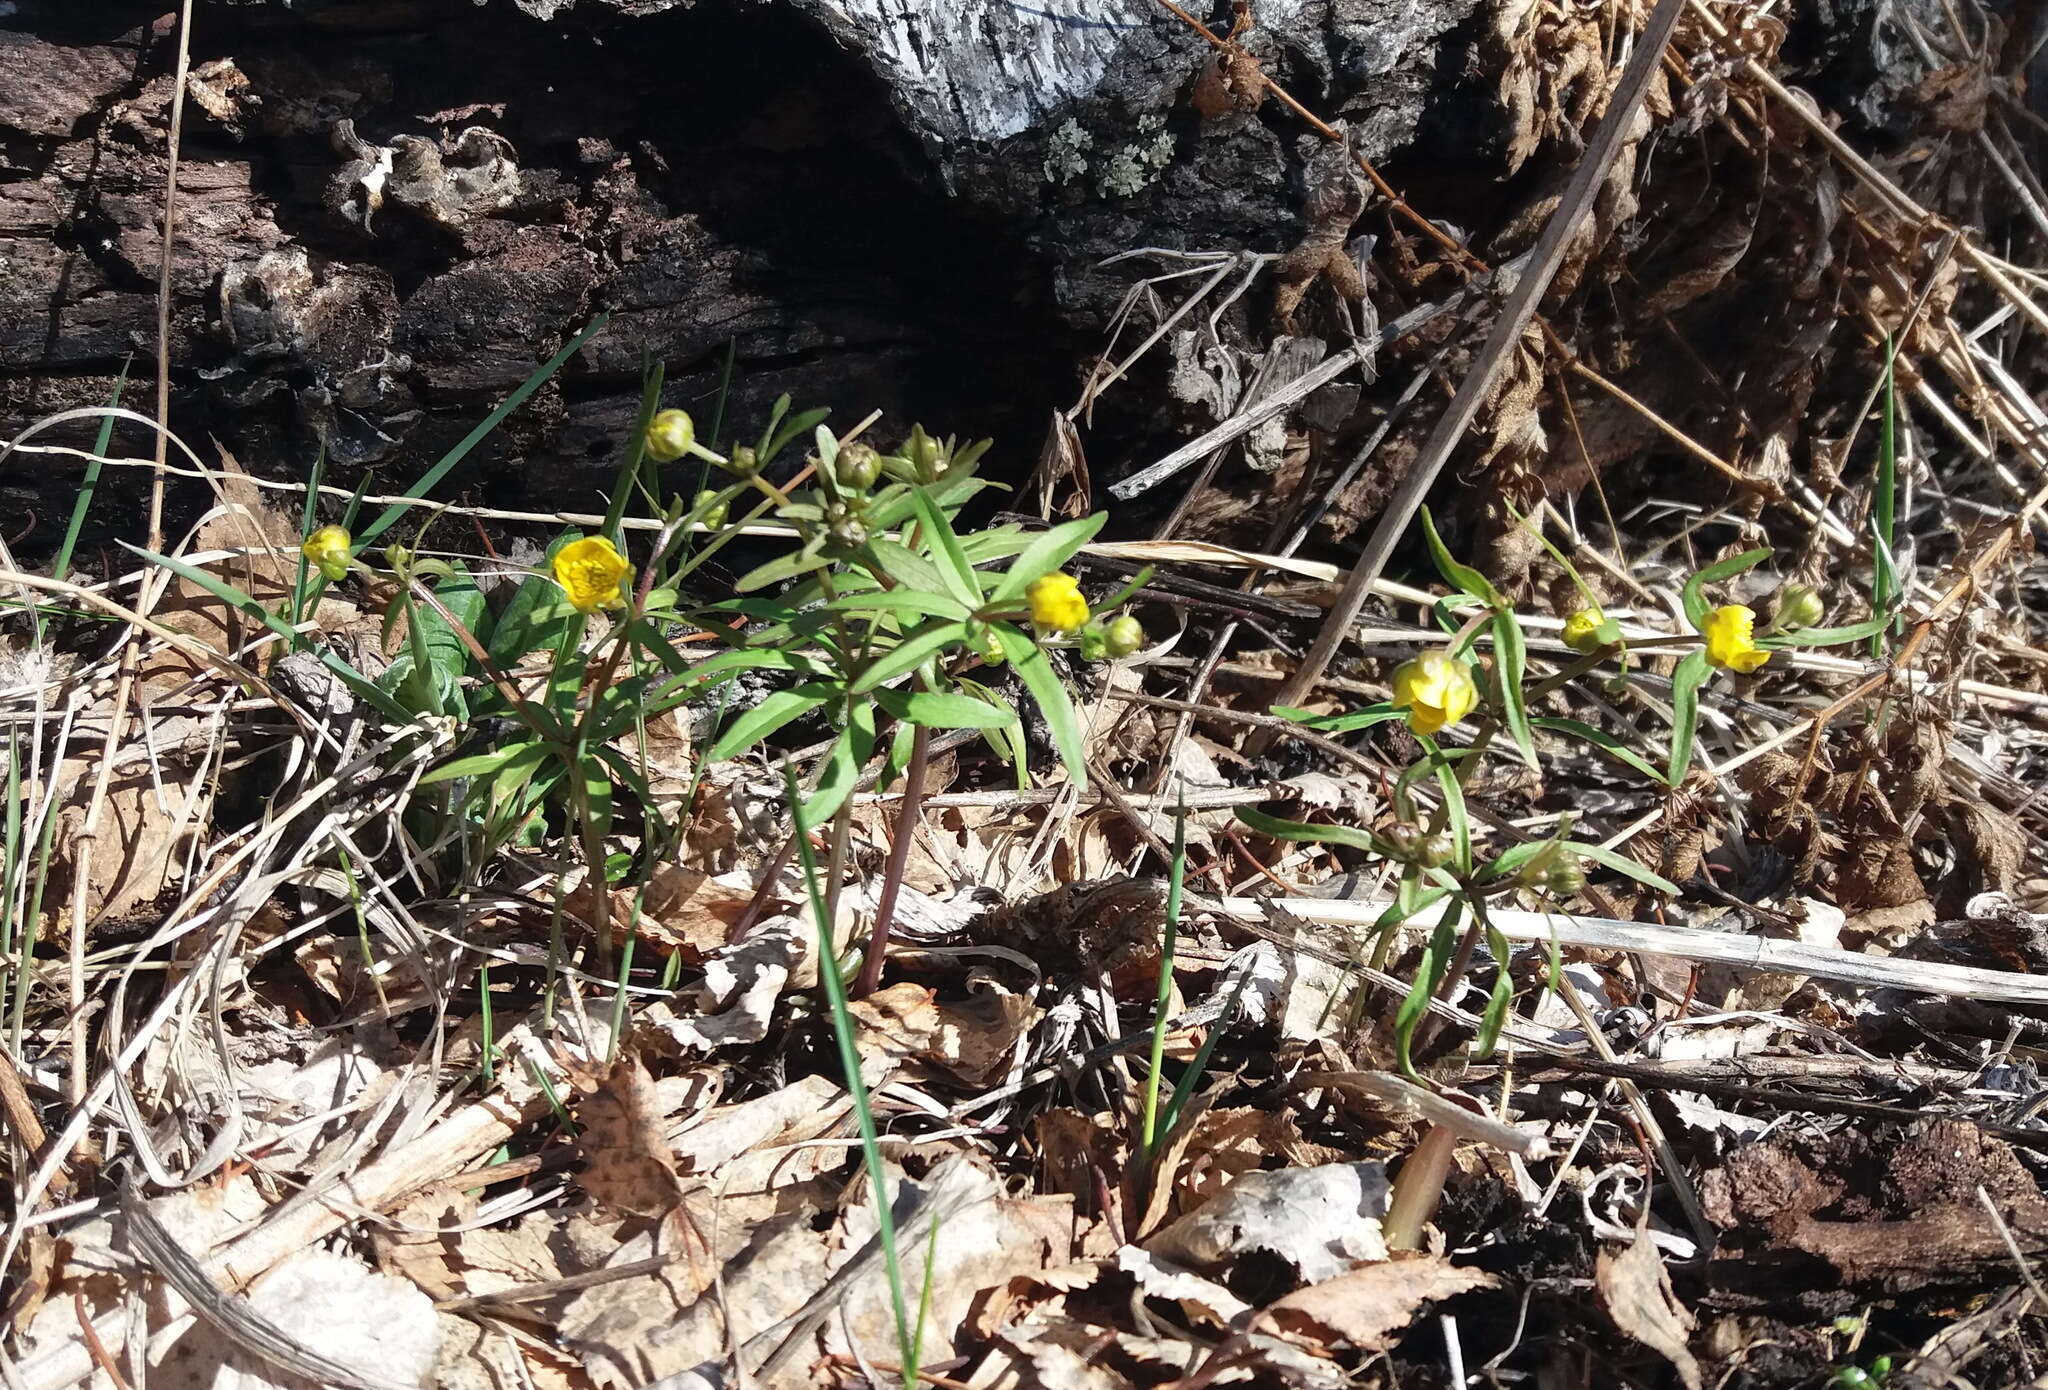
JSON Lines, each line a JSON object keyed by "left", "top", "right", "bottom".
{"left": 1028, "top": 572, "right": 1089, "bottom": 634}
{"left": 1390, "top": 650, "right": 1479, "bottom": 737}
{"left": 1701, "top": 603, "right": 1769, "bottom": 673}
{"left": 1561, "top": 608, "right": 1604, "bottom": 654}
{"left": 301, "top": 525, "right": 353, "bottom": 582}
{"left": 553, "top": 536, "right": 631, "bottom": 614}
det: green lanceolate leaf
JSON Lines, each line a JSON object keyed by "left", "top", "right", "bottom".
{"left": 988, "top": 512, "right": 1108, "bottom": 603}
{"left": 1665, "top": 647, "right": 1712, "bottom": 785}
{"left": 1473, "top": 918, "right": 1515, "bottom": 1060}
{"left": 419, "top": 741, "right": 539, "bottom": 785}
{"left": 1233, "top": 805, "right": 1381, "bottom": 854}
{"left": 735, "top": 542, "right": 830, "bottom": 593}
{"left": 909, "top": 488, "right": 984, "bottom": 609}
{"left": 1532, "top": 716, "right": 1667, "bottom": 785}
{"left": 1680, "top": 547, "right": 1771, "bottom": 630}
{"left": 992, "top": 624, "right": 1088, "bottom": 791}
{"left": 1425, "top": 739, "right": 1473, "bottom": 873}
{"left": 872, "top": 685, "right": 1019, "bottom": 730}
{"left": 358, "top": 314, "right": 609, "bottom": 547}
{"left": 848, "top": 620, "right": 969, "bottom": 694}
{"left": 708, "top": 683, "right": 836, "bottom": 761}
{"left": 826, "top": 589, "right": 970, "bottom": 621}
{"left": 1492, "top": 610, "right": 1537, "bottom": 769}
{"left": 1421, "top": 507, "right": 1503, "bottom": 607}
{"left": 1761, "top": 611, "right": 1893, "bottom": 648}
{"left": 801, "top": 699, "right": 877, "bottom": 832}
{"left": 861, "top": 538, "right": 953, "bottom": 599}
{"left": 1394, "top": 899, "right": 1461, "bottom": 1081}
{"left": 1482, "top": 838, "right": 1679, "bottom": 896}
{"left": 578, "top": 753, "right": 613, "bottom": 844}
{"left": 1271, "top": 702, "right": 1405, "bottom": 733}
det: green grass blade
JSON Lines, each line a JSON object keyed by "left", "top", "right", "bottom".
{"left": 356, "top": 313, "right": 609, "bottom": 547}
{"left": 784, "top": 761, "right": 914, "bottom": 1368}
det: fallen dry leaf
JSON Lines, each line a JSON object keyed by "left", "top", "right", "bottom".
{"left": 1254, "top": 1255, "right": 1496, "bottom": 1351}
{"left": 569, "top": 1050, "right": 684, "bottom": 1218}
{"left": 1596, "top": 1226, "right": 1702, "bottom": 1390}
{"left": 1146, "top": 1161, "right": 1390, "bottom": 1283}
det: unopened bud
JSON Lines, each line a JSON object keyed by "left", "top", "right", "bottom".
{"left": 1102, "top": 614, "right": 1145, "bottom": 657}
{"left": 1544, "top": 855, "right": 1586, "bottom": 898}
{"left": 645, "top": 409, "right": 696, "bottom": 464}
{"left": 694, "top": 489, "right": 728, "bottom": 530}
{"left": 836, "top": 443, "right": 882, "bottom": 492}
{"left": 1773, "top": 583, "right": 1825, "bottom": 632}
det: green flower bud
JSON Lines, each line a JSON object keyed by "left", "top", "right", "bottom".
{"left": 1380, "top": 823, "right": 1423, "bottom": 858}
{"left": 645, "top": 408, "right": 696, "bottom": 464}
{"left": 1773, "top": 582, "right": 1825, "bottom": 632}
{"left": 1415, "top": 832, "right": 1455, "bottom": 870}
{"left": 1544, "top": 855, "right": 1586, "bottom": 898}
{"left": 1078, "top": 627, "right": 1108, "bottom": 660}
{"left": 1102, "top": 614, "right": 1145, "bottom": 657}
{"left": 694, "top": 489, "right": 728, "bottom": 530}
{"left": 836, "top": 442, "right": 882, "bottom": 492}
{"left": 727, "top": 444, "right": 759, "bottom": 477}
{"left": 383, "top": 542, "right": 413, "bottom": 576}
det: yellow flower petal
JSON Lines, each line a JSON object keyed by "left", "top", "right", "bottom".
{"left": 1390, "top": 650, "right": 1479, "bottom": 737}
{"left": 1561, "top": 607, "right": 1604, "bottom": 653}
{"left": 1702, "top": 604, "right": 1769, "bottom": 673}
{"left": 552, "top": 536, "right": 632, "bottom": 614}
{"left": 301, "top": 525, "right": 353, "bottom": 583}
{"left": 1027, "top": 572, "right": 1089, "bottom": 634}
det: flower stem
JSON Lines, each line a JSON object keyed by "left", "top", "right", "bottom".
{"left": 856, "top": 721, "right": 932, "bottom": 998}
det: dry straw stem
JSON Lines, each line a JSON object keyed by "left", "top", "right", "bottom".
{"left": 1225, "top": 894, "right": 2048, "bottom": 1006}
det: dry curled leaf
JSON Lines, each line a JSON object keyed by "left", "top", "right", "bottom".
{"left": 568, "top": 1050, "right": 684, "bottom": 1218}
{"left": 1597, "top": 1227, "right": 1702, "bottom": 1390}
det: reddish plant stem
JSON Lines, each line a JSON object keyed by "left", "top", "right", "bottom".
{"left": 855, "top": 720, "right": 932, "bottom": 997}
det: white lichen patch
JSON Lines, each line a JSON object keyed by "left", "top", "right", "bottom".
{"left": 1095, "top": 115, "right": 1175, "bottom": 198}
{"left": 1043, "top": 118, "right": 1094, "bottom": 186}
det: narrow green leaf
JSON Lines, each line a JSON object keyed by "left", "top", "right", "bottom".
{"left": 826, "top": 589, "right": 969, "bottom": 621}
{"left": 735, "top": 544, "right": 830, "bottom": 594}
{"left": 1762, "top": 612, "right": 1892, "bottom": 648}
{"left": 861, "top": 539, "right": 953, "bottom": 599}
{"left": 992, "top": 625, "right": 1087, "bottom": 791}
{"left": 1680, "top": 547, "right": 1771, "bottom": 630}
{"left": 872, "top": 686, "right": 1018, "bottom": 730}
{"left": 358, "top": 314, "right": 608, "bottom": 546}
{"left": 1665, "top": 647, "right": 1712, "bottom": 785}
{"left": 1532, "top": 716, "right": 1667, "bottom": 785}
{"left": 989, "top": 512, "right": 1108, "bottom": 603}
{"left": 1473, "top": 920, "right": 1515, "bottom": 1060}
{"left": 1233, "top": 805, "right": 1381, "bottom": 854}
{"left": 800, "top": 701, "right": 877, "bottom": 832}
{"left": 122, "top": 543, "right": 409, "bottom": 723}
{"left": 1492, "top": 611, "right": 1537, "bottom": 769}
{"left": 910, "top": 488, "right": 984, "bottom": 608}
{"left": 708, "top": 683, "right": 835, "bottom": 761}
{"left": 1425, "top": 739, "right": 1472, "bottom": 873}
{"left": 1272, "top": 702, "right": 1405, "bottom": 734}
{"left": 419, "top": 742, "right": 537, "bottom": 785}
{"left": 1420, "top": 507, "right": 1503, "bottom": 606}
{"left": 847, "top": 620, "right": 968, "bottom": 694}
